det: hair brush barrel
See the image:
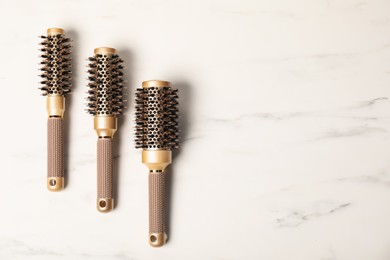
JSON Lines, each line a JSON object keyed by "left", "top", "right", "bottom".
{"left": 135, "top": 80, "right": 179, "bottom": 247}
{"left": 87, "top": 47, "right": 124, "bottom": 212}
{"left": 39, "top": 28, "right": 71, "bottom": 191}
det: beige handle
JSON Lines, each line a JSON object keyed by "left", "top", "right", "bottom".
{"left": 47, "top": 117, "right": 64, "bottom": 191}
{"left": 97, "top": 138, "right": 114, "bottom": 212}
{"left": 149, "top": 172, "right": 167, "bottom": 247}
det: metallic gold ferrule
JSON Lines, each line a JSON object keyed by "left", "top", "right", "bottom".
{"left": 47, "top": 177, "right": 64, "bottom": 191}
{"left": 46, "top": 95, "right": 65, "bottom": 118}
{"left": 142, "top": 150, "right": 172, "bottom": 172}
{"left": 149, "top": 232, "right": 167, "bottom": 247}
{"left": 142, "top": 80, "right": 171, "bottom": 89}
{"left": 94, "top": 115, "right": 117, "bottom": 138}
{"left": 97, "top": 198, "right": 114, "bottom": 213}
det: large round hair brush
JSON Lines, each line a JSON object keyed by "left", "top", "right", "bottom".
{"left": 86, "top": 47, "right": 124, "bottom": 213}
{"left": 135, "top": 80, "right": 179, "bottom": 247}
{"left": 39, "top": 28, "right": 71, "bottom": 191}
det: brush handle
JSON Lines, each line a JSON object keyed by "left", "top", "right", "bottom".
{"left": 97, "top": 138, "right": 114, "bottom": 212}
{"left": 47, "top": 117, "right": 64, "bottom": 191}
{"left": 149, "top": 172, "right": 167, "bottom": 247}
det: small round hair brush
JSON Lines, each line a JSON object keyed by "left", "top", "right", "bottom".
{"left": 135, "top": 80, "right": 179, "bottom": 247}
{"left": 87, "top": 47, "right": 124, "bottom": 213}
{"left": 39, "top": 28, "right": 71, "bottom": 191}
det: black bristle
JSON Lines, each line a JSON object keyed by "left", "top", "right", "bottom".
{"left": 38, "top": 33, "right": 71, "bottom": 96}
{"left": 134, "top": 86, "right": 179, "bottom": 150}
{"left": 86, "top": 52, "right": 124, "bottom": 116}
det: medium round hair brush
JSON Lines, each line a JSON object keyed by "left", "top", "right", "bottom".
{"left": 87, "top": 47, "right": 124, "bottom": 213}
{"left": 39, "top": 28, "right": 71, "bottom": 191}
{"left": 135, "top": 80, "right": 179, "bottom": 247}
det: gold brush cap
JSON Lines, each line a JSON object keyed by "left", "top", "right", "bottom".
{"left": 149, "top": 233, "right": 167, "bottom": 247}
{"left": 47, "top": 177, "right": 64, "bottom": 191}
{"left": 142, "top": 80, "right": 171, "bottom": 88}
{"left": 94, "top": 47, "right": 117, "bottom": 55}
{"left": 97, "top": 198, "right": 114, "bottom": 213}
{"left": 47, "top": 28, "right": 64, "bottom": 36}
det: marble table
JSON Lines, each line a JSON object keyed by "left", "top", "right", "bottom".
{"left": 0, "top": 0, "right": 390, "bottom": 259}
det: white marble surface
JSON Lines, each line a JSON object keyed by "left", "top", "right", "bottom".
{"left": 0, "top": 0, "right": 390, "bottom": 259}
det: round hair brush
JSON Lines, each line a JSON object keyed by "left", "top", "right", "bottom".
{"left": 86, "top": 47, "right": 124, "bottom": 213}
{"left": 135, "top": 80, "right": 179, "bottom": 247}
{"left": 39, "top": 28, "right": 71, "bottom": 191}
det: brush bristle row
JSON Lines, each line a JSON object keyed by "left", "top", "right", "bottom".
{"left": 86, "top": 54, "right": 124, "bottom": 116}
{"left": 39, "top": 34, "right": 71, "bottom": 96}
{"left": 135, "top": 87, "right": 179, "bottom": 150}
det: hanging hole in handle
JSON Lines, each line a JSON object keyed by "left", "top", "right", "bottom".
{"left": 150, "top": 235, "right": 157, "bottom": 243}
{"left": 49, "top": 179, "right": 57, "bottom": 186}
{"left": 99, "top": 200, "right": 107, "bottom": 208}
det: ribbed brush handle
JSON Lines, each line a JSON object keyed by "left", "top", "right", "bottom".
{"left": 97, "top": 138, "right": 114, "bottom": 212}
{"left": 149, "top": 172, "right": 167, "bottom": 247}
{"left": 47, "top": 117, "right": 64, "bottom": 191}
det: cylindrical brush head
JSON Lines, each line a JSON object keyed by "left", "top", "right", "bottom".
{"left": 86, "top": 48, "right": 124, "bottom": 116}
{"left": 135, "top": 80, "right": 179, "bottom": 150}
{"left": 39, "top": 28, "right": 71, "bottom": 96}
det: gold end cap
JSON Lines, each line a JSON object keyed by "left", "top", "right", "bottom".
{"left": 47, "top": 177, "right": 64, "bottom": 191}
{"left": 97, "top": 198, "right": 114, "bottom": 213}
{"left": 142, "top": 80, "right": 171, "bottom": 88}
{"left": 47, "top": 28, "right": 64, "bottom": 36}
{"left": 149, "top": 233, "right": 167, "bottom": 247}
{"left": 94, "top": 47, "right": 117, "bottom": 55}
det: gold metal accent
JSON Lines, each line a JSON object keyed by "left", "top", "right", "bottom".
{"left": 94, "top": 47, "right": 117, "bottom": 55}
{"left": 97, "top": 198, "right": 114, "bottom": 213}
{"left": 149, "top": 232, "right": 167, "bottom": 247}
{"left": 142, "top": 80, "right": 171, "bottom": 88}
{"left": 46, "top": 95, "right": 65, "bottom": 118}
{"left": 47, "top": 28, "right": 64, "bottom": 36}
{"left": 47, "top": 177, "right": 64, "bottom": 191}
{"left": 94, "top": 116, "right": 117, "bottom": 138}
{"left": 142, "top": 150, "right": 172, "bottom": 171}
